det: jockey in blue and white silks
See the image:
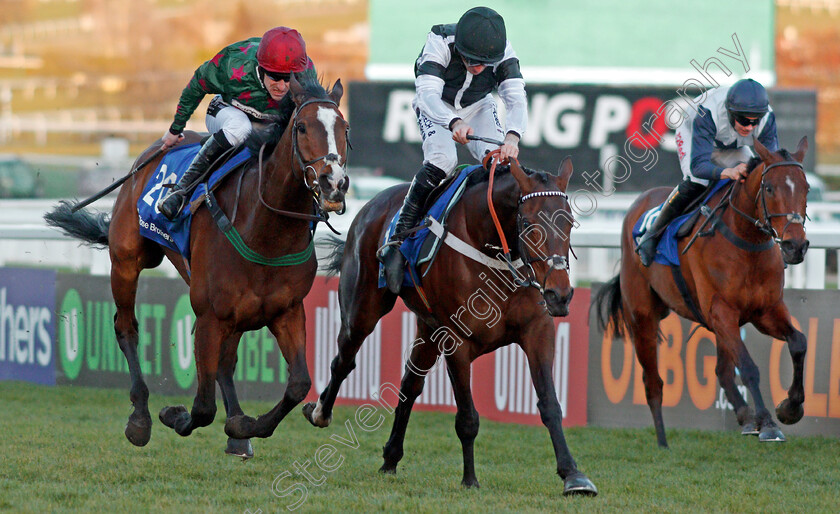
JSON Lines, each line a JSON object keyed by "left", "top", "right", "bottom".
{"left": 636, "top": 78, "right": 780, "bottom": 267}
{"left": 378, "top": 6, "right": 529, "bottom": 293}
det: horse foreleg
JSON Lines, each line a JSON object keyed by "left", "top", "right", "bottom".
{"left": 111, "top": 263, "right": 152, "bottom": 447}
{"left": 752, "top": 302, "right": 806, "bottom": 426}
{"left": 226, "top": 304, "right": 310, "bottom": 440}
{"left": 710, "top": 301, "right": 785, "bottom": 442}
{"left": 160, "top": 314, "right": 224, "bottom": 437}
{"left": 714, "top": 347, "right": 757, "bottom": 435}
{"left": 521, "top": 324, "right": 597, "bottom": 496}
{"left": 216, "top": 331, "right": 253, "bottom": 459}
{"left": 444, "top": 351, "right": 480, "bottom": 488}
{"left": 380, "top": 322, "right": 440, "bottom": 475}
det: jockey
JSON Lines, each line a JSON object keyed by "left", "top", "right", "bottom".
{"left": 378, "top": 6, "right": 528, "bottom": 293}
{"left": 636, "top": 78, "right": 779, "bottom": 266}
{"left": 158, "top": 27, "right": 317, "bottom": 221}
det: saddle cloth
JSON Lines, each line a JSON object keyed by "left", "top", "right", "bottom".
{"left": 378, "top": 164, "right": 483, "bottom": 289}
{"left": 632, "top": 179, "right": 731, "bottom": 266}
{"left": 137, "top": 143, "right": 252, "bottom": 260}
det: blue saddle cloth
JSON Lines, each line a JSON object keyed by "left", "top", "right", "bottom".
{"left": 632, "top": 179, "right": 731, "bottom": 266}
{"left": 137, "top": 143, "right": 252, "bottom": 261}
{"left": 378, "top": 164, "right": 482, "bottom": 289}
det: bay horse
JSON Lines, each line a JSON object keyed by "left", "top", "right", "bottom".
{"left": 594, "top": 137, "right": 810, "bottom": 448}
{"left": 44, "top": 75, "right": 349, "bottom": 458}
{"left": 302, "top": 155, "right": 597, "bottom": 495}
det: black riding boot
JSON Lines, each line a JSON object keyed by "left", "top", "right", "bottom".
{"left": 636, "top": 179, "right": 706, "bottom": 266}
{"left": 159, "top": 132, "right": 231, "bottom": 221}
{"left": 378, "top": 163, "right": 447, "bottom": 294}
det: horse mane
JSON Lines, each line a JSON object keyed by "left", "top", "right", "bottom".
{"left": 464, "top": 163, "right": 553, "bottom": 190}
{"left": 746, "top": 148, "right": 795, "bottom": 174}
{"left": 244, "top": 74, "right": 334, "bottom": 155}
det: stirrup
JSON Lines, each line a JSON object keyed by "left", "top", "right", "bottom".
{"left": 376, "top": 240, "right": 401, "bottom": 262}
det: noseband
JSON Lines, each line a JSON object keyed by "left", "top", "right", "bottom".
{"left": 730, "top": 160, "right": 806, "bottom": 243}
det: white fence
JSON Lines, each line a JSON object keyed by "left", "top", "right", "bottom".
{"left": 1, "top": 197, "right": 839, "bottom": 289}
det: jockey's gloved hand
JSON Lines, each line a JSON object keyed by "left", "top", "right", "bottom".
{"left": 500, "top": 131, "right": 520, "bottom": 162}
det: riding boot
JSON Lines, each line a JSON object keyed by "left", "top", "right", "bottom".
{"left": 159, "top": 132, "right": 232, "bottom": 221}
{"left": 636, "top": 179, "right": 707, "bottom": 266}
{"left": 378, "top": 163, "right": 447, "bottom": 294}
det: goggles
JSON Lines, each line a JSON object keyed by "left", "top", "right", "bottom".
{"left": 732, "top": 113, "right": 762, "bottom": 126}
{"left": 261, "top": 68, "right": 291, "bottom": 82}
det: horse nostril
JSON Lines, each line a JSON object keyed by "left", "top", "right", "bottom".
{"left": 338, "top": 176, "right": 349, "bottom": 192}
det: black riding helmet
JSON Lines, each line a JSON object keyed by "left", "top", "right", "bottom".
{"left": 726, "top": 78, "right": 769, "bottom": 126}
{"left": 454, "top": 7, "right": 506, "bottom": 65}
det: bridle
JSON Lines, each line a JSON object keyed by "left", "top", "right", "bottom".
{"left": 729, "top": 160, "right": 806, "bottom": 243}
{"left": 513, "top": 190, "right": 573, "bottom": 294}
{"left": 256, "top": 97, "right": 350, "bottom": 223}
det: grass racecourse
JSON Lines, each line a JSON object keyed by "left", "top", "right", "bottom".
{"left": 1, "top": 382, "right": 838, "bottom": 513}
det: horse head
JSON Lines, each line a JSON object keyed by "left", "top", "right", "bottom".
{"left": 750, "top": 136, "right": 809, "bottom": 264}
{"left": 288, "top": 75, "right": 350, "bottom": 212}
{"left": 508, "top": 156, "right": 576, "bottom": 316}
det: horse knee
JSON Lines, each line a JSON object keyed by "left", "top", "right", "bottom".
{"left": 330, "top": 354, "right": 356, "bottom": 381}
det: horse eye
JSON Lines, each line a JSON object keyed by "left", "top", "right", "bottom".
{"left": 522, "top": 219, "right": 531, "bottom": 229}
{"left": 296, "top": 123, "right": 306, "bottom": 134}
{"left": 765, "top": 184, "right": 773, "bottom": 194}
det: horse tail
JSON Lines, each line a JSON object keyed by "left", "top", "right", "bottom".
{"left": 43, "top": 200, "right": 110, "bottom": 248}
{"left": 317, "top": 235, "right": 345, "bottom": 276}
{"left": 592, "top": 274, "right": 626, "bottom": 339}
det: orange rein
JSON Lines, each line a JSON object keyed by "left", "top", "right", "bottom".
{"left": 482, "top": 149, "right": 515, "bottom": 256}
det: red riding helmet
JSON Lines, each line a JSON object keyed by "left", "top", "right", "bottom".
{"left": 257, "top": 27, "right": 308, "bottom": 73}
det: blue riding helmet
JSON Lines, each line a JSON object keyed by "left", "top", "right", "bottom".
{"left": 725, "top": 78, "right": 769, "bottom": 126}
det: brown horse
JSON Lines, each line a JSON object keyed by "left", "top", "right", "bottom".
{"left": 44, "top": 76, "right": 349, "bottom": 458}
{"left": 594, "top": 137, "right": 810, "bottom": 448}
{"left": 301, "top": 156, "right": 597, "bottom": 495}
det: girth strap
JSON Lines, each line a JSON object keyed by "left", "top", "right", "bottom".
{"left": 669, "top": 265, "right": 707, "bottom": 328}
{"left": 205, "top": 190, "right": 313, "bottom": 266}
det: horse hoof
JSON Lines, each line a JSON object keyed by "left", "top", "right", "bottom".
{"left": 302, "top": 401, "right": 331, "bottom": 428}
{"left": 225, "top": 414, "right": 258, "bottom": 439}
{"left": 379, "top": 464, "right": 397, "bottom": 475}
{"left": 776, "top": 398, "right": 804, "bottom": 425}
{"left": 461, "top": 478, "right": 480, "bottom": 489}
{"left": 159, "top": 405, "right": 188, "bottom": 429}
{"left": 740, "top": 420, "right": 759, "bottom": 436}
{"left": 124, "top": 414, "right": 152, "bottom": 447}
{"left": 759, "top": 423, "right": 786, "bottom": 443}
{"left": 563, "top": 472, "right": 598, "bottom": 497}
{"left": 225, "top": 438, "right": 254, "bottom": 460}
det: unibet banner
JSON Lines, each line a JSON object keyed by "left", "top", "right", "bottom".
{"left": 55, "top": 274, "right": 288, "bottom": 401}
{"left": 588, "top": 287, "right": 840, "bottom": 438}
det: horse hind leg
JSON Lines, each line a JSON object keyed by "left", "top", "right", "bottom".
{"left": 160, "top": 314, "right": 224, "bottom": 437}
{"left": 303, "top": 262, "right": 396, "bottom": 428}
{"left": 217, "top": 332, "right": 253, "bottom": 459}
{"left": 628, "top": 312, "right": 669, "bottom": 448}
{"left": 445, "top": 351, "right": 480, "bottom": 488}
{"left": 111, "top": 251, "right": 157, "bottom": 446}
{"left": 380, "top": 322, "right": 440, "bottom": 475}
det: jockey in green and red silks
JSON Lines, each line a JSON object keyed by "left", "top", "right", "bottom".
{"left": 159, "top": 27, "right": 317, "bottom": 221}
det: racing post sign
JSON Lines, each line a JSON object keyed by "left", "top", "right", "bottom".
{"left": 588, "top": 287, "right": 840, "bottom": 438}
{"left": 347, "top": 82, "right": 816, "bottom": 192}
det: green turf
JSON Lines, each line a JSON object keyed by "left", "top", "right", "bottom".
{"left": 1, "top": 381, "right": 837, "bottom": 512}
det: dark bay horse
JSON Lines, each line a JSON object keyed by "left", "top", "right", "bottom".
{"left": 45, "top": 76, "right": 349, "bottom": 458}
{"left": 595, "top": 137, "right": 810, "bottom": 448}
{"left": 302, "top": 156, "right": 597, "bottom": 495}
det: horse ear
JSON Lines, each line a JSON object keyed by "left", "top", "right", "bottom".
{"left": 556, "top": 156, "right": 573, "bottom": 191}
{"left": 329, "top": 79, "right": 344, "bottom": 106}
{"left": 509, "top": 157, "right": 533, "bottom": 194}
{"left": 792, "top": 136, "right": 808, "bottom": 163}
{"left": 289, "top": 73, "right": 307, "bottom": 106}
{"left": 753, "top": 136, "right": 773, "bottom": 163}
